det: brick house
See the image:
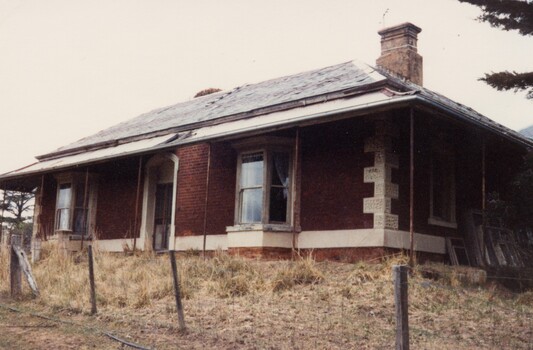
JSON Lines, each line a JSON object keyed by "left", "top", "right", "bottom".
{"left": 1, "top": 23, "right": 531, "bottom": 262}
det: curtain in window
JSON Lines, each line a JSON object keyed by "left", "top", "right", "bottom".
{"left": 273, "top": 152, "right": 289, "bottom": 198}
{"left": 56, "top": 184, "right": 72, "bottom": 230}
{"left": 269, "top": 152, "right": 289, "bottom": 223}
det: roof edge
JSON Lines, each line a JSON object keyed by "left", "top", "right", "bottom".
{"left": 36, "top": 79, "right": 389, "bottom": 161}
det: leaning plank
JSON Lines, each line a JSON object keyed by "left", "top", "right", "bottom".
{"left": 13, "top": 246, "right": 39, "bottom": 297}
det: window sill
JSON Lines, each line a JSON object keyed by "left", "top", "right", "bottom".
{"left": 428, "top": 217, "right": 457, "bottom": 229}
{"left": 226, "top": 224, "right": 293, "bottom": 233}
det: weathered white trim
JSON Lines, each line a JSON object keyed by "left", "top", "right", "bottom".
{"left": 93, "top": 229, "right": 445, "bottom": 254}
{"left": 298, "top": 229, "right": 445, "bottom": 254}
{"left": 173, "top": 234, "right": 228, "bottom": 251}
{"left": 93, "top": 238, "right": 137, "bottom": 252}
{"left": 140, "top": 153, "right": 179, "bottom": 251}
{"left": 227, "top": 231, "right": 294, "bottom": 248}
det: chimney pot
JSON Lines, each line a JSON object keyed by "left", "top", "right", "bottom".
{"left": 376, "top": 22, "right": 423, "bottom": 85}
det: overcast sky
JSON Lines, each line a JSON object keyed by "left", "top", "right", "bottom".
{"left": 0, "top": 0, "right": 532, "bottom": 175}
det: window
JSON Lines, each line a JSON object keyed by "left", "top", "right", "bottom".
{"left": 429, "top": 143, "right": 456, "bottom": 228}
{"left": 234, "top": 138, "right": 293, "bottom": 227}
{"left": 54, "top": 173, "right": 97, "bottom": 236}
{"left": 56, "top": 184, "right": 72, "bottom": 231}
{"left": 240, "top": 153, "right": 264, "bottom": 223}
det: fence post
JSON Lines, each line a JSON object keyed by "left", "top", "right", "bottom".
{"left": 393, "top": 265, "right": 409, "bottom": 350}
{"left": 88, "top": 245, "right": 97, "bottom": 315}
{"left": 169, "top": 250, "right": 186, "bottom": 331}
{"left": 10, "top": 244, "right": 22, "bottom": 297}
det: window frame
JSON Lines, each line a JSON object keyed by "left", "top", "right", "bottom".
{"left": 233, "top": 137, "right": 294, "bottom": 229}
{"left": 428, "top": 141, "right": 457, "bottom": 228}
{"left": 54, "top": 173, "right": 97, "bottom": 237}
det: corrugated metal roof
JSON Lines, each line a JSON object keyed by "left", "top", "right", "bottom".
{"left": 44, "top": 61, "right": 385, "bottom": 158}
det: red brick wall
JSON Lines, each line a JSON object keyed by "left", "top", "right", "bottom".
{"left": 39, "top": 175, "right": 57, "bottom": 239}
{"left": 299, "top": 118, "right": 374, "bottom": 231}
{"left": 175, "top": 144, "right": 209, "bottom": 236}
{"left": 175, "top": 143, "right": 236, "bottom": 237}
{"left": 205, "top": 142, "right": 237, "bottom": 235}
{"left": 94, "top": 158, "right": 142, "bottom": 239}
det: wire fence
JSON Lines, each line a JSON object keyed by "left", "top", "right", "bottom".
{"left": 1, "top": 246, "right": 533, "bottom": 349}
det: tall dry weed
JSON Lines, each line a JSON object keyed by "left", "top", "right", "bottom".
{"left": 272, "top": 255, "right": 323, "bottom": 292}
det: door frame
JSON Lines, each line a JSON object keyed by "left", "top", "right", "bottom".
{"left": 139, "top": 153, "right": 179, "bottom": 251}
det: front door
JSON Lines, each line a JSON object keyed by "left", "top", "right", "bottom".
{"left": 153, "top": 183, "right": 173, "bottom": 251}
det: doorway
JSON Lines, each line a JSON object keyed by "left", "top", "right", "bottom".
{"left": 153, "top": 183, "right": 173, "bottom": 250}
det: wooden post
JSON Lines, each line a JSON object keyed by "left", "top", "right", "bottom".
{"left": 292, "top": 128, "right": 300, "bottom": 259}
{"left": 409, "top": 108, "right": 415, "bottom": 266}
{"left": 12, "top": 245, "right": 39, "bottom": 296}
{"left": 202, "top": 144, "right": 211, "bottom": 259}
{"left": 80, "top": 168, "right": 89, "bottom": 251}
{"left": 0, "top": 185, "right": 5, "bottom": 245}
{"left": 10, "top": 245, "right": 22, "bottom": 297}
{"left": 133, "top": 156, "right": 143, "bottom": 252}
{"left": 88, "top": 245, "right": 97, "bottom": 315}
{"left": 393, "top": 265, "right": 409, "bottom": 350}
{"left": 169, "top": 250, "right": 186, "bottom": 331}
{"left": 481, "top": 138, "right": 487, "bottom": 265}
{"left": 39, "top": 175, "right": 46, "bottom": 241}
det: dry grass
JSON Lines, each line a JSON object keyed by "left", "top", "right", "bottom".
{"left": 0, "top": 244, "right": 532, "bottom": 349}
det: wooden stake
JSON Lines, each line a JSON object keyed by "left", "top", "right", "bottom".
{"left": 169, "top": 250, "right": 186, "bottom": 331}
{"left": 393, "top": 265, "right": 409, "bottom": 350}
{"left": 88, "top": 245, "right": 97, "bottom": 315}
{"left": 12, "top": 245, "right": 39, "bottom": 296}
{"left": 202, "top": 144, "right": 211, "bottom": 259}
{"left": 409, "top": 108, "right": 415, "bottom": 266}
{"left": 10, "top": 245, "right": 22, "bottom": 297}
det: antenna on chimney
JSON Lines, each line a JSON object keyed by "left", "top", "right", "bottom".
{"left": 381, "top": 8, "right": 389, "bottom": 28}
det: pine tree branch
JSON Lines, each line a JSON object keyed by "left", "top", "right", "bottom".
{"left": 459, "top": 0, "right": 533, "bottom": 36}
{"left": 481, "top": 71, "right": 533, "bottom": 99}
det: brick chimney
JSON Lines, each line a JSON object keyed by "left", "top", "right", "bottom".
{"left": 376, "top": 22, "right": 423, "bottom": 85}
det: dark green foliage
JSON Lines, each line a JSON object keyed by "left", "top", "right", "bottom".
{"left": 459, "top": 0, "right": 533, "bottom": 35}
{"left": 481, "top": 71, "right": 533, "bottom": 98}
{"left": 459, "top": 0, "right": 533, "bottom": 98}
